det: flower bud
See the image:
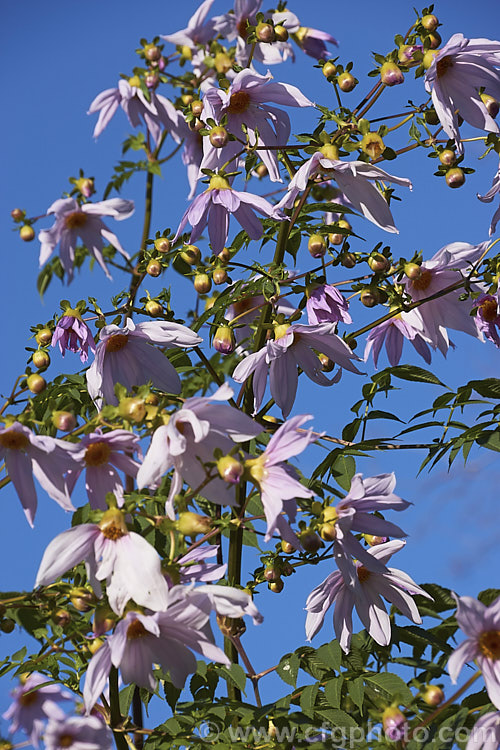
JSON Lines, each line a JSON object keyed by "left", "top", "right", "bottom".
{"left": 446, "top": 167, "right": 465, "bottom": 189}
{"left": 404, "top": 262, "right": 422, "bottom": 280}
{"left": 145, "top": 299, "right": 163, "bottom": 317}
{"left": 70, "top": 587, "right": 95, "bottom": 612}
{"left": 11, "top": 208, "right": 25, "bottom": 222}
{"left": 53, "top": 609, "right": 71, "bottom": 627}
{"left": 422, "top": 685, "right": 444, "bottom": 706}
{"left": 426, "top": 31, "right": 441, "bottom": 49}
{"left": 75, "top": 177, "right": 95, "bottom": 198}
{"left": 180, "top": 244, "right": 201, "bottom": 265}
{"left": 158, "top": 57, "right": 166, "bottom": 71}
{"left": 281, "top": 540, "right": 295, "bottom": 554}
{"left": 361, "top": 132, "right": 385, "bottom": 160}
{"left": 322, "top": 62, "right": 337, "bottom": 78}
{"left": 421, "top": 13, "right": 438, "bottom": 31}
{"left": 481, "top": 93, "right": 499, "bottom": 119}
{"left": 213, "top": 267, "right": 228, "bottom": 285}
{"left": 380, "top": 62, "right": 404, "bottom": 86}
{"left": 118, "top": 396, "right": 147, "bottom": 423}
{"left": 269, "top": 578, "right": 284, "bottom": 593}
{"left": 360, "top": 288, "right": 380, "bottom": 307}
{"left": 320, "top": 143, "right": 340, "bottom": 160}
{"left": 52, "top": 411, "right": 77, "bottom": 432}
{"left": 88, "top": 638, "right": 105, "bottom": 655}
{"left": 318, "top": 353, "right": 334, "bottom": 372}
{"left": 177, "top": 511, "right": 212, "bottom": 537}
{"left": 32, "top": 350, "right": 50, "bottom": 370}
{"left": 398, "top": 44, "right": 421, "bottom": 63}
{"left": 274, "top": 25, "right": 288, "bottom": 42}
{"left": 256, "top": 21, "right": 275, "bottom": 43}
{"left": 217, "top": 615, "right": 246, "bottom": 637}
{"left": 19, "top": 225, "right": 35, "bottom": 242}
{"left": 128, "top": 75, "right": 142, "bottom": 88}
{"left": 368, "top": 253, "right": 390, "bottom": 273}
{"left": 191, "top": 100, "right": 203, "bottom": 117}
{"left": 329, "top": 219, "right": 351, "bottom": 245}
{"left": 0, "top": 619, "right": 15, "bottom": 634}
{"left": 27, "top": 373, "right": 46, "bottom": 394}
{"left": 424, "top": 108, "right": 439, "bottom": 124}
{"left": 217, "top": 454, "right": 244, "bottom": 484}
{"left": 382, "top": 706, "right": 408, "bottom": 742}
{"left": 145, "top": 72, "right": 159, "bottom": 89}
{"left": 341, "top": 251, "right": 356, "bottom": 268}
{"left": 422, "top": 49, "right": 439, "bottom": 70}
{"left": 218, "top": 247, "right": 231, "bottom": 263}
{"left": 438, "top": 148, "right": 456, "bottom": 166}
{"left": 35, "top": 328, "right": 52, "bottom": 346}
{"left": 299, "top": 531, "right": 322, "bottom": 553}
{"left": 181, "top": 45, "right": 192, "bottom": 60}
{"left": 214, "top": 52, "right": 232, "bottom": 74}
{"left": 364, "top": 534, "right": 389, "bottom": 546}
{"left": 308, "top": 233, "right": 327, "bottom": 258}
{"left": 213, "top": 325, "right": 236, "bottom": 354}
{"left": 264, "top": 564, "right": 279, "bottom": 582}
{"left": 337, "top": 72, "right": 357, "bottom": 92}
{"left": 145, "top": 43, "right": 162, "bottom": 61}
{"left": 209, "top": 126, "right": 229, "bottom": 148}
{"left": 194, "top": 273, "right": 212, "bottom": 294}
{"left": 146, "top": 259, "right": 162, "bottom": 277}
{"left": 154, "top": 237, "right": 171, "bottom": 253}
{"left": 93, "top": 605, "right": 116, "bottom": 636}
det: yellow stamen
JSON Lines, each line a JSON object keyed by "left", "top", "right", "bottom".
{"left": 227, "top": 90, "right": 251, "bottom": 114}
{"left": 479, "top": 630, "right": 500, "bottom": 660}
{"left": 84, "top": 441, "right": 112, "bottom": 467}
{"left": 105, "top": 334, "right": 129, "bottom": 352}
{"left": 64, "top": 211, "right": 87, "bottom": 230}
{"left": 0, "top": 429, "right": 29, "bottom": 451}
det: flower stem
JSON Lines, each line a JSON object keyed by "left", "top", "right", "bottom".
{"left": 109, "top": 666, "right": 128, "bottom": 750}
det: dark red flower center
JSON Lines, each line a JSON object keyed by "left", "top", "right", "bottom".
{"left": 84, "top": 441, "right": 111, "bottom": 467}
{"left": 0, "top": 430, "right": 29, "bottom": 451}
{"left": 357, "top": 566, "right": 371, "bottom": 583}
{"left": 59, "top": 734, "right": 75, "bottom": 747}
{"left": 436, "top": 55, "right": 454, "bottom": 78}
{"left": 127, "top": 619, "right": 148, "bottom": 639}
{"left": 411, "top": 268, "right": 432, "bottom": 291}
{"left": 64, "top": 211, "right": 88, "bottom": 229}
{"left": 479, "top": 298, "right": 498, "bottom": 322}
{"left": 105, "top": 334, "right": 129, "bottom": 352}
{"left": 237, "top": 17, "right": 249, "bottom": 39}
{"left": 227, "top": 91, "right": 251, "bottom": 114}
{"left": 19, "top": 690, "right": 39, "bottom": 707}
{"left": 479, "top": 630, "right": 500, "bottom": 660}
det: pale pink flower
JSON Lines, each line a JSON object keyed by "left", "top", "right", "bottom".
{"left": 35, "top": 509, "right": 170, "bottom": 616}
{"left": 2, "top": 672, "right": 71, "bottom": 747}
{"left": 478, "top": 163, "right": 500, "bottom": 235}
{"left": 52, "top": 311, "right": 96, "bottom": 363}
{"left": 466, "top": 712, "right": 500, "bottom": 750}
{"left": 162, "top": 0, "right": 218, "bottom": 50}
{"left": 44, "top": 715, "right": 112, "bottom": 750}
{"left": 364, "top": 311, "right": 432, "bottom": 367}
{"left": 448, "top": 594, "right": 500, "bottom": 709}
{"left": 474, "top": 293, "right": 500, "bottom": 346}
{"left": 306, "top": 284, "right": 351, "bottom": 325}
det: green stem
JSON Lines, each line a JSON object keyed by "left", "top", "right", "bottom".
{"left": 109, "top": 666, "right": 128, "bottom": 750}
{"left": 127, "top": 170, "right": 154, "bottom": 315}
{"left": 132, "top": 687, "right": 144, "bottom": 749}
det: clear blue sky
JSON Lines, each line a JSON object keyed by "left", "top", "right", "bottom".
{"left": 2, "top": 0, "right": 500, "bottom": 732}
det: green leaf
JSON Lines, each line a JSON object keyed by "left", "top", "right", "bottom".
{"left": 324, "top": 676, "right": 343, "bottom": 708}
{"left": 315, "top": 708, "right": 358, "bottom": 728}
{"left": 476, "top": 430, "right": 500, "bottom": 452}
{"left": 478, "top": 588, "right": 500, "bottom": 606}
{"left": 364, "top": 672, "right": 413, "bottom": 705}
{"left": 389, "top": 365, "right": 446, "bottom": 387}
{"left": 300, "top": 683, "right": 319, "bottom": 716}
{"left": 316, "top": 640, "right": 343, "bottom": 671}
{"left": 347, "top": 676, "right": 365, "bottom": 713}
{"left": 277, "top": 652, "right": 300, "bottom": 687}
{"left": 469, "top": 378, "right": 500, "bottom": 399}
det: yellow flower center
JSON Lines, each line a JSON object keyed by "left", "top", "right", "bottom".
{"left": 209, "top": 175, "right": 231, "bottom": 191}
{"left": 319, "top": 144, "right": 339, "bottom": 161}
{"left": 126, "top": 618, "right": 148, "bottom": 639}
{"left": 105, "top": 333, "right": 129, "bottom": 352}
{"left": 479, "top": 298, "right": 498, "bottom": 322}
{"left": 0, "top": 429, "right": 29, "bottom": 451}
{"left": 479, "top": 630, "right": 500, "bottom": 660}
{"left": 99, "top": 508, "right": 128, "bottom": 540}
{"left": 357, "top": 566, "right": 371, "bottom": 583}
{"left": 274, "top": 323, "right": 291, "bottom": 340}
{"left": 84, "top": 441, "right": 112, "bottom": 467}
{"left": 411, "top": 268, "right": 432, "bottom": 292}
{"left": 64, "top": 211, "right": 88, "bottom": 230}
{"left": 59, "top": 735, "right": 74, "bottom": 748}
{"left": 128, "top": 75, "right": 141, "bottom": 88}
{"left": 227, "top": 90, "right": 251, "bottom": 114}
{"left": 436, "top": 55, "right": 454, "bottom": 78}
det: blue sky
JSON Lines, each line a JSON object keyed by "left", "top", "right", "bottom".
{"left": 2, "top": 0, "right": 500, "bottom": 735}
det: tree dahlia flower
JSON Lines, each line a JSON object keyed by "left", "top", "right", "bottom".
{"left": 2, "top": 672, "right": 71, "bottom": 747}
{"left": 44, "top": 716, "right": 112, "bottom": 750}
{"left": 364, "top": 311, "right": 432, "bottom": 367}
{"left": 478, "top": 163, "right": 500, "bottom": 235}
{"left": 52, "top": 308, "right": 96, "bottom": 363}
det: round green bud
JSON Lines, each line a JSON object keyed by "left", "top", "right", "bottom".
{"left": 191, "top": 99, "right": 204, "bottom": 117}
{"left": 446, "top": 167, "right": 465, "bottom": 189}
{"left": 426, "top": 31, "right": 441, "bottom": 49}
{"left": 422, "top": 49, "right": 439, "bottom": 70}
{"left": 180, "top": 244, "right": 201, "bottom": 265}
{"left": 19, "top": 225, "right": 35, "bottom": 242}
{"left": 421, "top": 13, "right": 438, "bottom": 31}
{"left": 209, "top": 126, "right": 229, "bottom": 148}
{"left": 217, "top": 454, "right": 243, "bottom": 483}
{"left": 337, "top": 71, "right": 356, "bottom": 92}
{"left": 177, "top": 511, "right": 212, "bottom": 537}
{"left": 256, "top": 21, "right": 275, "bottom": 43}
{"left": 308, "top": 233, "right": 327, "bottom": 258}
{"left": 32, "top": 350, "right": 50, "bottom": 370}
{"left": 0, "top": 619, "right": 15, "bottom": 634}
{"left": 361, "top": 132, "right": 385, "bottom": 160}
{"left": 213, "top": 324, "right": 236, "bottom": 354}
{"left": 52, "top": 411, "right": 77, "bottom": 432}
{"left": 360, "top": 288, "right": 380, "bottom": 307}
{"left": 268, "top": 578, "right": 284, "bottom": 593}
{"left": 27, "top": 373, "right": 46, "bottom": 394}
{"left": 154, "top": 237, "right": 171, "bottom": 253}
{"left": 481, "top": 93, "right": 499, "bottom": 119}
{"left": 213, "top": 267, "right": 228, "bottom": 285}
{"left": 341, "top": 251, "right": 356, "bottom": 268}
{"left": 146, "top": 259, "right": 162, "bottom": 277}
{"left": 299, "top": 531, "right": 323, "bottom": 553}
{"left": 274, "top": 25, "right": 288, "bottom": 42}
{"left": 35, "top": 328, "right": 52, "bottom": 346}
{"left": 11, "top": 208, "right": 25, "bottom": 222}
{"left": 380, "top": 61, "right": 404, "bottom": 86}
{"left": 194, "top": 273, "right": 212, "bottom": 294}
{"left": 145, "top": 43, "right": 162, "bottom": 61}
{"left": 118, "top": 396, "right": 147, "bottom": 423}
{"left": 424, "top": 108, "right": 440, "bottom": 124}
{"left": 422, "top": 685, "right": 444, "bottom": 706}
{"left": 70, "top": 587, "right": 95, "bottom": 612}
{"left": 322, "top": 62, "right": 337, "bottom": 79}
{"left": 368, "top": 253, "right": 390, "bottom": 273}
{"left": 145, "top": 300, "right": 163, "bottom": 317}
{"left": 281, "top": 540, "right": 295, "bottom": 554}
{"left": 404, "top": 262, "right": 422, "bottom": 280}
{"left": 439, "top": 149, "right": 456, "bottom": 166}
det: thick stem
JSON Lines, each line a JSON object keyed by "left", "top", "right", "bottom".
{"left": 109, "top": 666, "right": 128, "bottom": 750}
{"left": 132, "top": 687, "right": 144, "bottom": 749}
{"left": 127, "top": 170, "right": 154, "bottom": 315}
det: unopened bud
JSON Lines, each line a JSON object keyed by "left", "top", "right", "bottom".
{"left": 145, "top": 71, "right": 159, "bottom": 89}
{"left": 191, "top": 100, "right": 203, "bottom": 117}
{"left": 209, "top": 126, "right": 229, "bottom": 148}
{"left": 145, "top": 299, "right": 163, "bottom": 317}
{"left": 32, "top": 350, "right": 50, "bottom": 370}
{"left": 421, "top": 13, "right": 438, "bottom": 31}
{"left": 93, "top": 605, "right": 116, "bottom": 636}
{"left": 269, "top": 578, "right": 284, "bottom": 593}
{"left": 368, "top": 253, "right": 390, "bottom": 273}
{"left": 361, "top": 132, "right": 385, "bottom": 160}
{"left": 118, "top": 396, "right": 146, "bottom": 423}
{"left": 274, "top": 25, "right": 288, "bottom": 42}
{"left": 145, "top": 43, "right": 162, "bottom": 61}
{"left": 217, "top": 615, "right": 246, "bottom": 637}
{"left": 19, "top": 225, "right": 35, "bottom": 242}
{"left": 481, "top": 93, "right": 499, "bottom": 119}
{"left": 380, "top": 61, "right": 404, "bottom": 86}
{"left": 52, "top": 411, "right": 77, "bottom": 432}
{"left": 218, "top": 247, "right": 231, "bottom": 263}
{"left": 180, "top": 244, "right": 201, "bottom": 265}
{"left": 426, "top": 31, "right": 441, "bottom": 49}
{"left": 360, "top": 288, "right": 380, "bottom": 307}
{"left": 364, "top": 534, "right": 389, "bottom": 546}
{"left": 256, "top": 21, "right": 275, "bottom": 43}
{"left": 27, "top": 373, "right": 46, "bottom": 394}
{"left": 329, "top": 219, "right": 351, "bottom": 245}
{"left": 337, "top": 71, "right": 357, "bottom": 92}
{"left": 177, "top": 511, "right": 212, "bottom": 537}
{"left": 75, "top": 177, "right": 95, "bottom": 198}
{"left": 320, "top": 143, "right": 340, "bottom": 160}
{"left": 438, "top": 148, "right": 456, "bottom": 166}
{"left": 146, "top": 259, "right": 162, "bottom": 277}
{"left": 217, "top": 454, "right": 244, "bottom": 484}
{"left": 422, "top": 49, "right": 439, "bottom": 70}
{"left": 308, "top": 233, "right": 327, "bottom": 258}
{"left": 11, "top": 208, "right": 25, "bottom": 222}
{"left": 0, "top": 619, "right": 15, "bottom": 634}
{"left": 214, "top": 52, "right": 232, "bottom": 74}
{"left": 382, "top": 706, "right": 408, "bottom": 742}
{"left": 404, "top": 262, "right": 422, "bottom": 280}
{"left": 319, "top": 353, "right": 334, "bottom": 372}
{"left": 154, "top": 237, "right": 171, "bottom": 254}
{"left": 322, "top": 62, "right": 337, "bottom": 78}
{"left": 35, "top": 328, "right": 52, "bottom": 346}
{"left": 181, "top": 45, "right": 192, "bottom": 60}
{"left": 88, "top": 638, "right": 105, "bottom": 655}
{"left": 213, "top": 267, "right": 228, "bottom": 285}
{"left": 213, "top": 325, "right": 236, "bottom": 354}
{"left": 446, "top": 167, "right": 465, "bottom": 189}
{"left": 422, "top": 685, "right": 444, "bottom": 706}
{"left": 53, "top": 609, "right": 71, "bottom": 627}
{"left": 264, "top": 564, "right": 279, "bottom": 582}
{"left": 281, "top": 540, "right": 295, "bottom": 554}
{"left": 194, "top": 273, "right": 212, "bottom": 294}
{"left": 398, "top": 44, "right": 421, "bottom": 63}
{"left": 424, "top": 107, "right": 439, "bottom": 124}
{"left": 299, "top": 531, "right": 322, "bottom": 553}
{"left": 70, "top": 587, "right": 95, "bottom": 612}
{"left": 341, "top": 251, "right": 356, "bottom": 268}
